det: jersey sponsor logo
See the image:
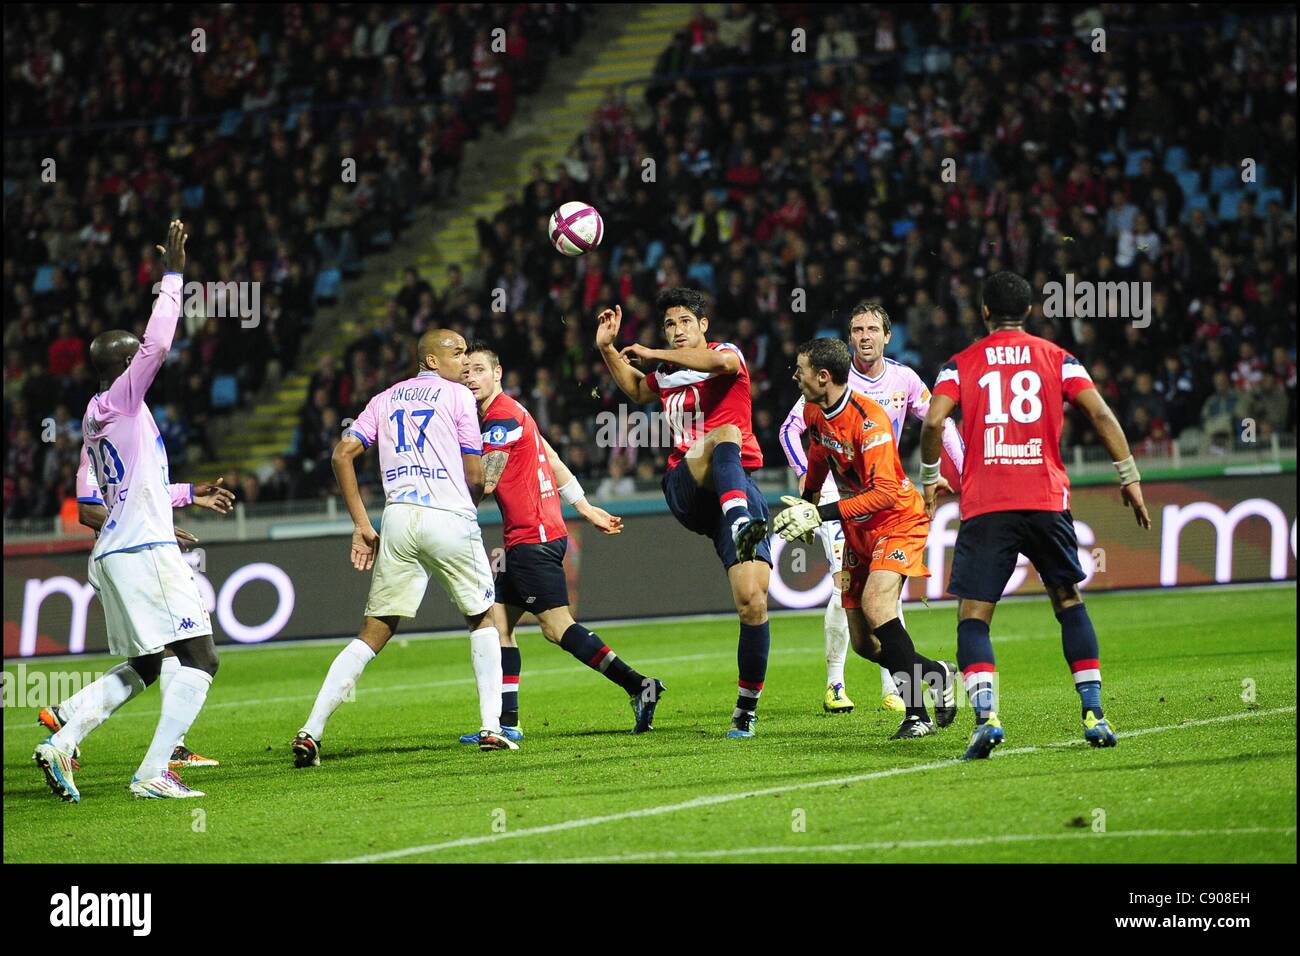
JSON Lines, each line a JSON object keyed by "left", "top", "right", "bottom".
{"left": 384, "top": 464, "right": 451, "bottom": 481}
{"left": 861, "top": 431, "right": 892, "bottom": 454}
{"left": 814, "top": 428, "right": 853, "bottom": 459}
{"left": 982, "top": 425, "right": 1044, "bottom": 466}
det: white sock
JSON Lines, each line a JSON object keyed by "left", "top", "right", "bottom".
{"left": 881, "top": 598, "right": 904, "bottom": 696}
{"left": 51, "top": 663, "right": 145, "bottom": 751}
{"left": 136, "top": 667, "right": 212, "bottom": 780}
{"left": 824, "top": 593, "right": 848, "bottom": 687}
{"left": 303, "top": 639, "right": 376, "bottom": 740}
{"left": 470, "top": 626, "right": 503, "bottom": 732}
{"left": 160, "top": 655, "right": 184, "bottom": 749}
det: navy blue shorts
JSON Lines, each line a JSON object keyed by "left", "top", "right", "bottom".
{"left": 495, "top": 538, "right": 570, "bottom": 613}
{"left": 661, "top": 463, "right": 772, "bottom": 570}
{"left": 948, "top": 510, "right": 1085, "bottom": 603}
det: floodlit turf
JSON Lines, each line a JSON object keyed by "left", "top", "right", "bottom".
{"left": 4, "top": 586, "right": 1295, "bottom": 863}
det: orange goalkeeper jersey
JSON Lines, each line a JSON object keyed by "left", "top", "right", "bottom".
{"left": 802, "top": 387, "right": 927, "bottom": 531}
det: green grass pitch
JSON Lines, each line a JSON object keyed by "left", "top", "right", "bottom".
{"left": 4, "top": 586, "right": 1295, "bottom": 863}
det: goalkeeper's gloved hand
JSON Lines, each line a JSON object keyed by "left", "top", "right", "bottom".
{"left": 773, "top": 495, "right": 822, "bottom": 543}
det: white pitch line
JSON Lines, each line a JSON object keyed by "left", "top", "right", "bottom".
{"left": 331, "top": 705, "right": 1297, "bottom": 863}
{"left": 516, "top": 827, "right": 1299, "bottom": 864}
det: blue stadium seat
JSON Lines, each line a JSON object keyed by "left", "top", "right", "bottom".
{"left": 1123, "top": 149, "right": 1153, "bottom": 177}
{"left": 182, "top": 185, "right": 205, "bottom": 210}
{"left": 285, "top": 107, "right": 300, "bottom": 132}
{"left": 686, "top": 261, "right": 715, "bottom": 292}
{"left": 1252, "top": 187, "right": 1285, "bottom": 213}
{"left": 1175, "top": 170, "right": 1202, "bottom": 199}
{"left": 1162, "top": 147, "right": 1188, "bottom": 173}
{"left": 313, "top": 268, "right": 342, "bottom": 302}
{"left": 1209, "top": 166, "right": 1239, "bottom": 194}
{"left": 33, "top": 264, "right": 56, "bottom": 294}
{"left": 886, "top": 322, "right": 910, "bottom": 357}
{"left": 1096, "top": 151, "right": 1117, "bottom": 166}
{"left": 1249, "top": 164, "right": 1268, "bottom": 187}
{"left": 891, "top": 218, "right": 916, "bottom": 239}
{"left": 643, "top": 239, "right": 665, "bottom": 271}
{"left": 888, "top": 103, "right": 910, "bottom": 128}
{"left": 1181, "top": 194, "right": 1211, "bottom": 222}
{"left": 210, "top": 374, "right": 239, "bottom": 411}
{"left": 153, "top": 120, "right": 170, "bottom": 143}
{"left": 219, "top": 110, "right": 243, "bottom": 137}
{"left": 1216, "top": 190, "right": 1244, "bottom": 221}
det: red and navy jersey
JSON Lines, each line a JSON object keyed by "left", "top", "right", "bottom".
{"left": 644, "top": 341, "right": 763, "bottom": 471}
{"left": 481, "top": 391, "right": 567, "bottom": 548}
{"left": 933, "top": 328, "right": 1095, "bottom": 519}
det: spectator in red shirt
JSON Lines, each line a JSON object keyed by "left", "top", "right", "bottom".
{"left": 47, "top": 321, "right": 86, "bottom": 376}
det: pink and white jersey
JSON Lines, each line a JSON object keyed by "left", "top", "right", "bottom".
{"left": 780, "top": 357, "right": 966, "bottom": 502}
{"left": 77, "top": 444, "right": 193, "bottom": 510}
{"left": 348, "top": 370, "right": 483, "bottom": 520}
{"left": 82, "top": 273, "right": 185, "bottom": 560}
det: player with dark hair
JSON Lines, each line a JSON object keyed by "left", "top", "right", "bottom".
{"left": 596, "top": 288, "right": 772, "bottom": 738}
{"left": 776, "top": 338, "right": 959, "bottom": 739}
{"left": 920, "top": 270, "right": 1151, "bottom": 759}
{"left": 458, "top": 344, "right": 664, "bottom": 739}
{"left": 780, "top": 300, "right": 964, "bottom": 715}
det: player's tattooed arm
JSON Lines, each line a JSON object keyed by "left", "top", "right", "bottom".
{"left": 595, "top": 305, "right": 655, "bottom": 403}
{"left": 482, "top": 450, "right": 509, "bottom": 496}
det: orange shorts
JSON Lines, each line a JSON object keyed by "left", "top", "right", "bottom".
{"left": 839, "top": 517, "right": 930, "bottom": 609}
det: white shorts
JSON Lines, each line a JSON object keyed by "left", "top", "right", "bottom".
{"left": 816, "top": 520, "right": 845, "bottom": 575}
{"left": 365, "top": 504, "right": 495, "bottom": 619}
{"left": 93, "top": 544, "right": 212, "bottom": 658}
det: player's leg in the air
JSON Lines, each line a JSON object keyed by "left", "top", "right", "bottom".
{"left": 685, "top": 424, "right": 768, "bottom": 562}
{"left": 816, "top": 521, "right": 854, "bottom": 713}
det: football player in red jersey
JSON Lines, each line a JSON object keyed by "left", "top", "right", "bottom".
{"left": 461, "top": 344, "right": 664, "bottom": 738}
{"left": 920, "top": 271, "right": 1150, "bottom": 760}
{"left": 596, "top": 288, "right": 771, "bottom": 738}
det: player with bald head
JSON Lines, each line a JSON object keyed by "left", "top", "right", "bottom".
{"left": 35, "top": 220, "right": 222, "bottom": 802}
{"left": 293, "top": 321, "right": 516, "bottom": 762}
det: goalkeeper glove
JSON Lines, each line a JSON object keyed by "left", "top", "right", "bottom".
{"left": 773, "top": 494, "right": 822, "bottom": 544}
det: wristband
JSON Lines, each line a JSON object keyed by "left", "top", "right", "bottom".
{"left": 1113, "top": 455, "right": 1141, "bottom": 486}
{"left": 558, "top": 476, "right": 586, "bottom": 505}
{"left": 919, "top": 459, "right": 941, "bottom": 485}
{"left": 816, "top": 501, "right": 841, "bottom": 523}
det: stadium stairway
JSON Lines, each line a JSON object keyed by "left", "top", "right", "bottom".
{"left": 184, "top": 4, "right": 702, "bottom": 485}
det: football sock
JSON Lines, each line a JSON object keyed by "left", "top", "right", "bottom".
{"left": 735, "top": 620, "right": 769, "bottom": 716}
{"left": 470, "top": 626, "right": 504, "bottom": 732}
{"left": 303, "top": 638, "right": 375, "bottom": 739}
{"left": 559, "top": 622, "right": 647, "bottom": 695}
{"left": 1058, "top": 603, "right": 1103, "bottom": 718}
{"left": 500, "top": 645, "right": 521, "bottom": 726}
{"left": 873, "top": 617, "right": 929, "bottom": 720}
{"left": 51, "top": 663, "right": 146, "bottom": 752}
{"left": 824, "top": 593, "right": 848, "bottom": 687}
{"left": 957, "top": 618, "right": 997, "bottom": 725}
{"left": 711, "top": 442, "right": 751, "bottom": 522}
{"left": 160, "top": 655, "right": 186, "bottom": 749}
{"left": 880, "top": 666, "right": 899, "bottom": 697}
{"left": 136, "top": 666, "right": 211, "bottom": 780}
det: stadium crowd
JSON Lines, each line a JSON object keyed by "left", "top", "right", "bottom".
{"left": 4, "top": 4, "right": 1295, "bottom": 516}
{"left": 3, "top": 2, "right": 588, "bottom": 518}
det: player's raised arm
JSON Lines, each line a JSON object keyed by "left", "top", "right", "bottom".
{"left": 541, "top": 435, "right": 623, "bottom": 534}
{"left": 101, "top": 220, "right": 187, "bottom": 414}
{"left": 595, "top": 305, "right": 655, "bottom": 403}
{"left": 1072, "top": 387, "right": 1152, "bottom": 529}
{"left": 620, "top": 342, "right": 739, "bottom": 376}
{"left": 779, "top": 396, "right": 810, "bottom": 479}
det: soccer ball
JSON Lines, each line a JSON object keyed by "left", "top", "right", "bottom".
{"left": 548, "top": 201, "right": 604, "bottom": 256}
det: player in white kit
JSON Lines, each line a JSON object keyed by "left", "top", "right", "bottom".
{"left": 780, "top": 302, "right": 965, "bottom": 714}
{"left": 34, "top": 221, "right": 220, "bottom": 802}
{"left": 292, "top": 328, "right": 515, "bottom": 764}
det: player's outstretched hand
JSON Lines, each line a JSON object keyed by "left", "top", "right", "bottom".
{"left": 193, "top": 477, "right": 235, "bottom": 514}
{"left": 595, "top": 305, "right": 622, "bottom": 349}
{"left": 351, "top": 524, "right": 380, "bottom": 571}
{"left": 580, "top": 503, "right": 623, "bottom": 535}
{"left": 155, "top": 219, "right": 188, "bottom": 273}
{"left": 174, "top": 527, "right": 199, "bottom": 550}
{"left": 619, "top": 342, "right": 655, "bottom": 366}
{"left": 774, "top": 495, "right": 820, "bottom": 543}
{"left": 1122, "top": 482, "right": 1151, "bottom": 530}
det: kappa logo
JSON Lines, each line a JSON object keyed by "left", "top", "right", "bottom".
{"left": 178, "top": 618, "right": 196, "bottom": 630}
{"left": 484, "top": 587, "right": 495, "bottom": 601}
{"left": 888, "top": 549, "right": 907, "bottom": 562}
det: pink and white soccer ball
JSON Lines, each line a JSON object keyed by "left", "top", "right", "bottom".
{"left": 548, "top": 201, "right": 603, "bottom": 256}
